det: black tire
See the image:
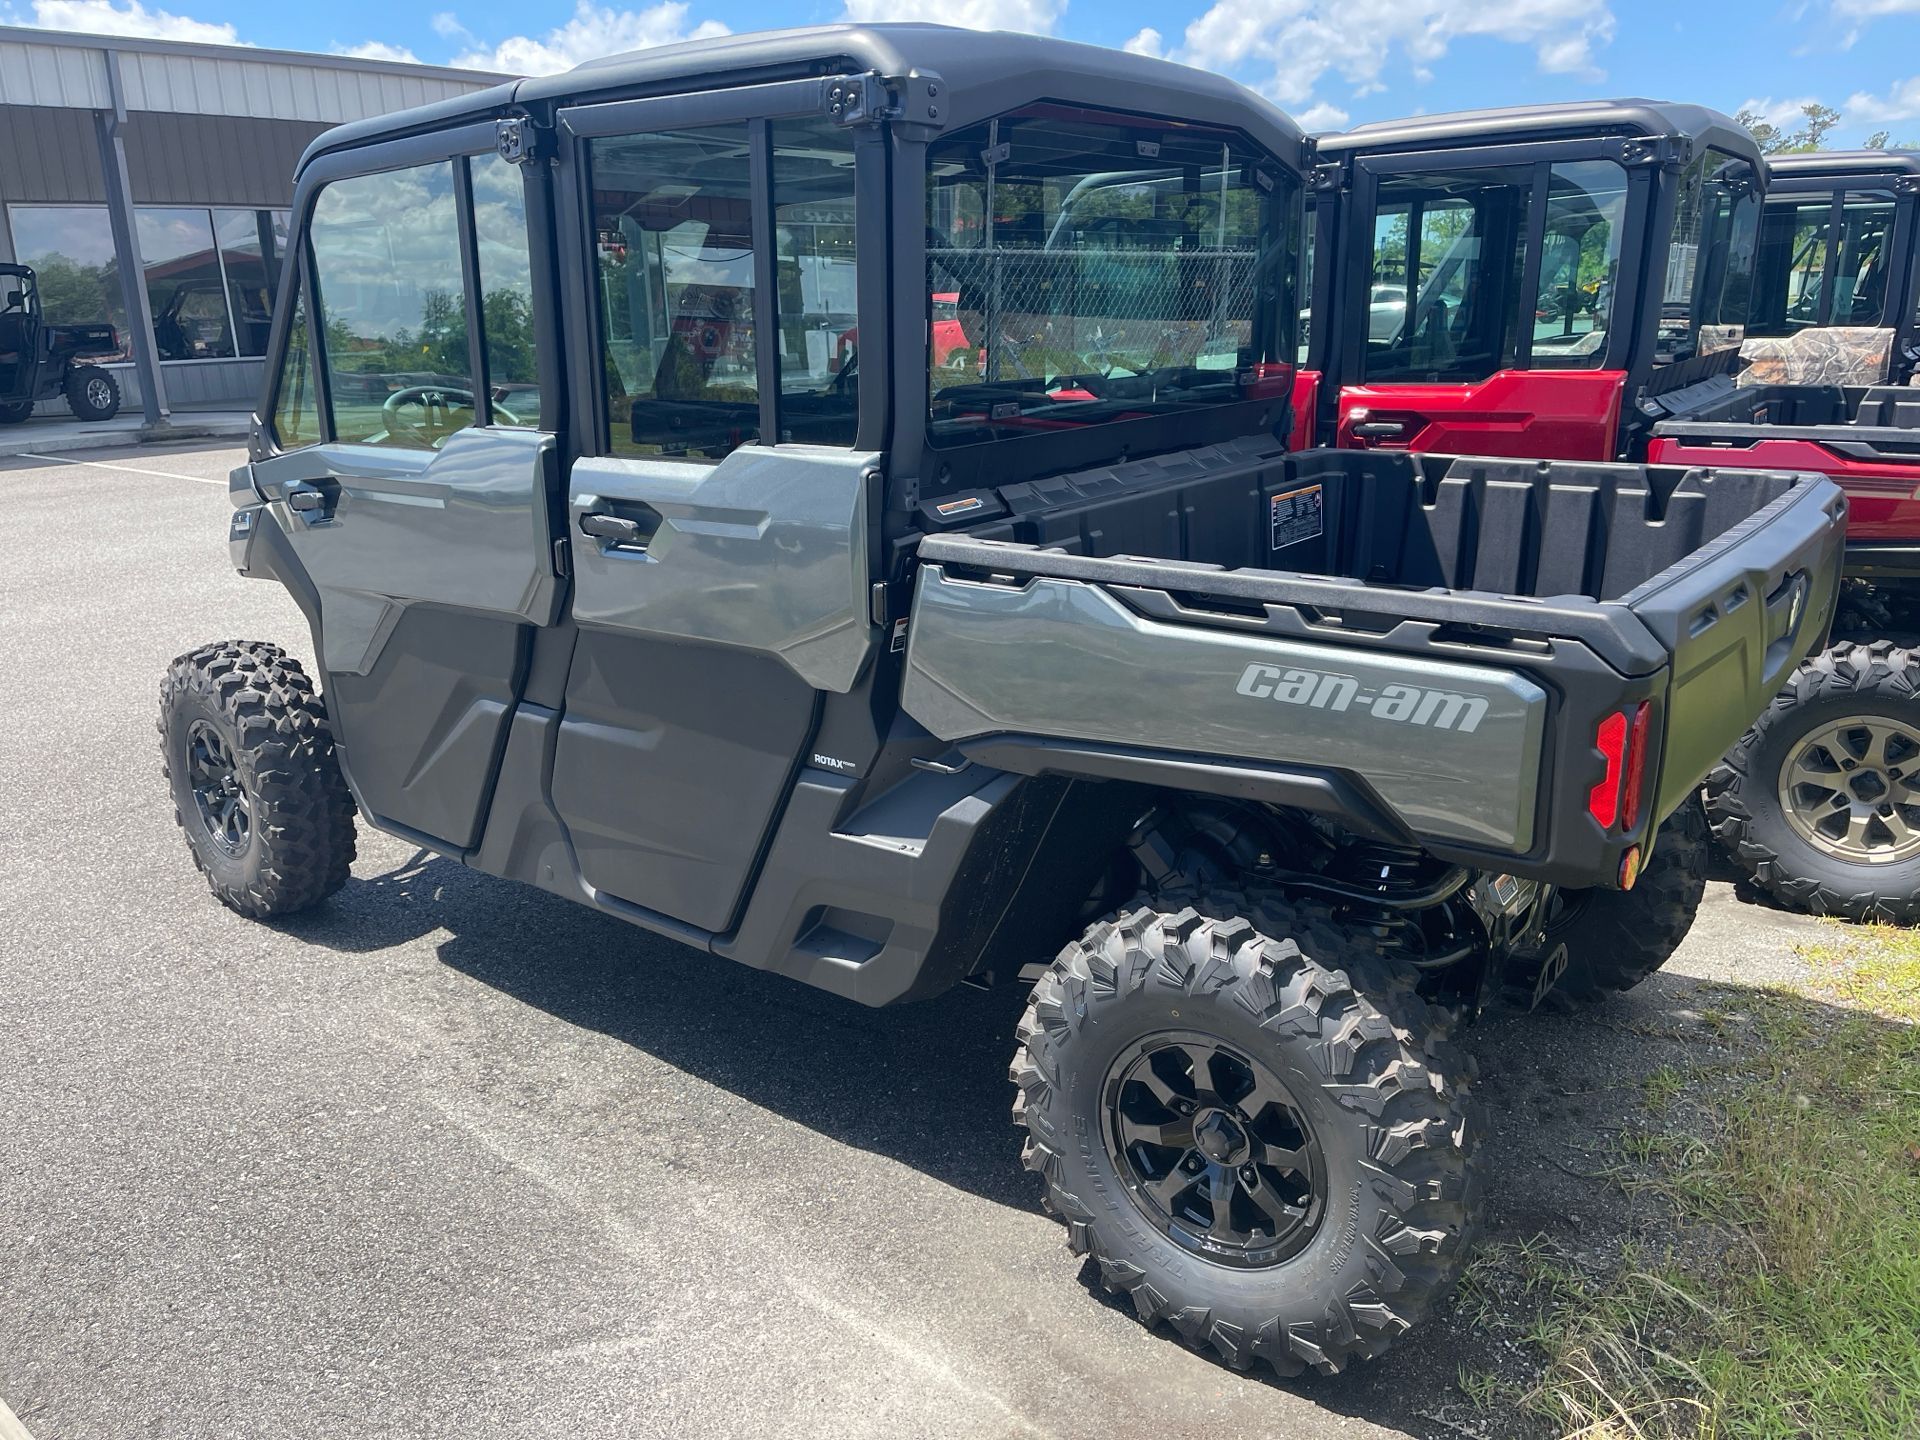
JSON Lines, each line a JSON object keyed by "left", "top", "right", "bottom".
{"left": 1011, "top": 891, "right": 1480, "bottom": 1376}
{"left": 159, "top": 641, "right": 356, "bottom": 918}
{"left": 0, "top": 400, "right": 32, "bottom": 425}
{"left": 1705, "top": 642, "right": 1920, "bottom": 924}
{"left": 1533, "top": 801, "right": 1709, "bottom": 1010}
{"left": 65, "top": 365, "right": 121, "bottom": 421}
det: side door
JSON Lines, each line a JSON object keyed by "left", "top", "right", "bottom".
{"left": 1329, "top": 152, "right": 1635, "bottom": 460}
{"left": 251, "top": 126, "right": 564, "bottom": 852}
{"left": 546, "top": 82, "right": 884, "bottom": 934}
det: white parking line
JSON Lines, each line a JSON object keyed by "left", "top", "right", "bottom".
{"left": 30, "top": 453, "right": 230, "bottom": 486}
{"left": 0, "top": 1391, "right": 37, "bottom": 1440}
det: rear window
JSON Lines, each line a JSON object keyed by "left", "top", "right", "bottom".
{"left": 925, "top": 106, "right": 1296, "bottom": 447}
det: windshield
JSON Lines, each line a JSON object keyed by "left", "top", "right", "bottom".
{"left": 925, "top": 105, "right": 1296, "bottom": 446}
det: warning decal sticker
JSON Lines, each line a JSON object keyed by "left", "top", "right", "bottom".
{"left": 1269, "top": 484, "right": 1324, "bottom": 550}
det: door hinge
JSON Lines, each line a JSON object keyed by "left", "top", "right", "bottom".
{"left": 497, "top": 116, "right": 550, "bottom": 166}
{"left": 1310, "top": 160, "right": 1347, "bottom": 194}
{"left": 1613, "top": 133, "right": 1690, "bottom": 169}
{"left": 869, "top": 580, "right": 889, "bottom": 628}
{"left": 827, "top": 70, "right": 944, "bottom": 129}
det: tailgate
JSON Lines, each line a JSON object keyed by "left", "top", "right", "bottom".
{"left": 1621, "top": 472, "right": 1848, "bottom": 822}
{"left": 901, "top": 551, "right": 1549, "bottom": 852}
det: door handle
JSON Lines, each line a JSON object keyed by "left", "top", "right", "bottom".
{"left": 284, "top": 483, "right": 334, "bottom": 520}
{"left": 579, "top": 510, "right": 657, "bottom": 549}
{"left": 1350, "top": 420, "right": 1407, "bottom": 440}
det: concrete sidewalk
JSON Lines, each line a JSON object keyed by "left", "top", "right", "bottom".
{"left": 0, "top": 409, "right": 250, "bottom": 457}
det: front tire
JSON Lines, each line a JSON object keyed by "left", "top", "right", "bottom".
{"left": 65, "top": 365, "right": 121, "bottom": 421}
{"left": 159, "top": 641, "right": 356, "bottom": 918}
{"left": 1011, "top": 893, "right": 1479, "bottom": 1375}
{"left": 1705, "top": 642, "right": 1920, "bottom": 923}
{"left": 0, "top": 400, "right": 32, "bottom": 424}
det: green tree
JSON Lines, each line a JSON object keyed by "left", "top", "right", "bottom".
{"left": 1738, "top": 102, "right": 1846, "bottom": 155}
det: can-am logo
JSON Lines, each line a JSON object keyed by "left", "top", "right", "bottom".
{"left": 1236, "top": 663, "right": 1491, "bottom": 734}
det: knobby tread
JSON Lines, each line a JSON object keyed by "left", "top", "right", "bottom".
{"left": 1534, "top": 802, "right": 1708, "bottom": 1011}
{"left": 1704, "top": 641, "right": 1920, "bottom": 924}
{"left": 159, "top": 640, "right": 356, "bottom": 918}
{"left": 1010, "top": 888, "right": 1481, "bottom": 1377}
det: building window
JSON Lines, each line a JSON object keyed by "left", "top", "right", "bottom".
{"left": 5, "top": 206, "right": 131, "bottom": 360}
{"left": 138, "top": 207, "right": 234, "bottom": 360}
{"left": 6, "top": 203, "right": 290, "bottom": 366}
{"left": 216, "top": 208, "right": 289, "bottom": 358}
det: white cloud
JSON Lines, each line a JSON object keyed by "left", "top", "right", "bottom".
{"left": 1296, "top": 100, "right": 1349, "bottom": 131}
{"left": 1181, "top": 0, "right": 1613, "bottom": 109}
{"left": 332, "top": 39, "right": 421, "bottom": 63}
{"left": 24, "top": 0, "right": 240, "bottom": 43}
{"left": 1738, "top": 94, "right": 1823, "bottom": 129}
{"left": 839, "top": 0, "right": 1066, "bottom": 34}
{"left": 1846, "top": 76, "right": 1920, "bottom": 125}
{"left": 1122, "top": 25, "right": 1163, "bottom": 56}
{"left": 430, "top": 10, "right": 471, "bottom": 39}
{"left": 454, "top": 1, "right": 728, "bottom": 76}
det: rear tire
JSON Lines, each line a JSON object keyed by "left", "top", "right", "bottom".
{"left": 1011, "top": 891, "right": 1479, "bottom": 1376}
{"left": 1533, "top": 801, "right": 1709, "bottom": 1010}
{"left": 0, "top": 400, "right": 32, "bottom": 424}
{"left": 1705, "top": 642, "right": 1920, "bottom": 924}
{"left": 65, "top": 365, "right": 120, "bottom": 421}
{"left": 159, "top": 641, "right": 356, "bottom": 918}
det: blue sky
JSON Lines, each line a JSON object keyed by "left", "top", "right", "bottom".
{"left": 5, "top": 0, "right": 1919, "bottom": 143}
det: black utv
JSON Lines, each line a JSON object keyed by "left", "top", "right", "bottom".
{"left": 161, "top": 24, "right": 1847, "bottom": 1376}
{"left": 0, "top": 264, "right": 124, "bottom": 424}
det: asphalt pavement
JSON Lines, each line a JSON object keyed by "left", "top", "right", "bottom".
{"left": 0, "top": 444, "right": 1832, "bottom": 1440}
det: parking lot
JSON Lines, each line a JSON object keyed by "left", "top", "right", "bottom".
{"left": 0, "top": 443, "right": 1839, "bottom": 1440}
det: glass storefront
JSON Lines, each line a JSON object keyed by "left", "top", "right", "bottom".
{"left": 6, "top": 203, "right": 291, "bottom": 366}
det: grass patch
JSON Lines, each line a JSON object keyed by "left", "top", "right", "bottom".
{"left": 1492, "top": 927, "right": 1920, "bottom": 1439}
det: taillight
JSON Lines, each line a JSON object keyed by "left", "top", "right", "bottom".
{"left": 1621, "top": 701, "right": 1653, "bottom": 831}
{"left": 1588, "top": 702, "right": 1654, "bottom": 832}
{"left": 1588, "top": 711, "right": 1627, "bottom": 828}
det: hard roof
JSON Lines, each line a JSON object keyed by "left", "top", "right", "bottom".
{"left": 1318, "top": 98, "right": 1763, "bottom": 168}
{"left": 1766, "top": 149, "right": 1920, "bottom": 181}
{"left": 301, "top": 24, "right": 1306, "bottom": 176}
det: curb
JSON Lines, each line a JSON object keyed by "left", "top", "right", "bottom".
{"left": 0, "top": 417, "right": 250, "bottom": 458}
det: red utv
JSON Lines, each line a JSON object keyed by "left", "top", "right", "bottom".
{"left": 1303, "top": 105, "right": 1920, "bottom": 920}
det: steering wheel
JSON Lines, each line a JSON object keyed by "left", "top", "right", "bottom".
{"left": 380, "top": 385, "right": 523, "bottom": 441}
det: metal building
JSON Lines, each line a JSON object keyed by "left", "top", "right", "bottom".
{"left": 0, "top": 25, "right": 502, "bottom": 424}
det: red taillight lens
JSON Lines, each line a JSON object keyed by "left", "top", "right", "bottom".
{"left": 1621, "top": 701, "right": 1653, "bottom": 831}
{"left": 1588, "top": 703, "right": 1653, "bottom": 832}
{"left": 1588, "top": 710, "right": 1628, "bottom": 828}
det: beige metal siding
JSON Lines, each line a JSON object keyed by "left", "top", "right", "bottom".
{"left": 0, "top": 38, "right": 111, "bottom": 108}
{"left": 119, "top": 50, "right": 485, "bottom": 123}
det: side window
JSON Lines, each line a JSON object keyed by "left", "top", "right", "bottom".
{"left": 1364, "top": 170, "right": 1530, "bottom": 384}
{"left": 590, "top": 125, "right": 759, "bottom": 461}
{"left": 771, "top": 117, "right": 858, "bottom": 446}
{"left": 137, "top": 208, "right": 235, "bottom": 361}
{"left": 272, "top": 274, "right": 321, "bottom": 450}
{"left": 469, "top": 153, "right": 540, "bottom": 428}
{"left": 1832, "top": 193, "right": 1899, "bottom": 327}
{"left": 1532, "top": 161, "right": 1629, "bottom": 370}
{"left": 1751, "top": 200, "right": 1834, "bottom": 337}
{"left": 309, "top": 162, "right": 475, "bottom": 449}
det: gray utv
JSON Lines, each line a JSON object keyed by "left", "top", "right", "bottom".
{"left": 161, "top": 24, "right": 1848, "bottom": 1376}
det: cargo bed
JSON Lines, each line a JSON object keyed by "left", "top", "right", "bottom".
{"left": 903, "top": 442, "right": 1847, "bottom": 887}
{"left": 1650, "top": 379, "right": 1920, "bottom": 565}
